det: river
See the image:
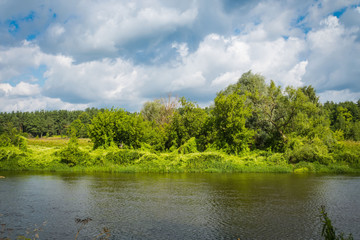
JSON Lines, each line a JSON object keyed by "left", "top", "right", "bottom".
{"left": 0, "top": 172, "right": 359, "bottom": 239}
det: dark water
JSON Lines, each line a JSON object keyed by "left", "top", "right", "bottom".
{"left": 0, "top": 172, "right": 359, "bottom": 240}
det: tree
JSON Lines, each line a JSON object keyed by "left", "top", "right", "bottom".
{"left": 141, "top": 94, "right": 178, "bottom": 126}
{"left": 88, "top": 109, "right": 145, "bottom": 149}
{"left": 165, "top": 97, "right": 208, "bottom": 149}
{"left": 141, "top": 99, "right": 164, "bottom": 124}
{"left": 212, "top": 90, "right": 254, "bottom": 153}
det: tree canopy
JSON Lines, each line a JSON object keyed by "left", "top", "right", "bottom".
{"left": 1, "top": 71, "right": 360, "bottom": 157}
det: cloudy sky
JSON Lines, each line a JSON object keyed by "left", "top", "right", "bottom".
{"left": 0, "top": 0, "right": 359, "bottom": 112}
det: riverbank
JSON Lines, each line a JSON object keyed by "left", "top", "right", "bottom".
{"left": 0, "top": 137, "right": 359, "bottom": 173}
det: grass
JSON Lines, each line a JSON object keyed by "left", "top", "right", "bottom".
{"left": 27, "top": 137, "right": 93, "bottom": 148}
{"left": 0, "top": 138, "right": 359, "bottom": 174}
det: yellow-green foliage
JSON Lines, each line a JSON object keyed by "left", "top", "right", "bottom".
{"left": 333, "top": 141, "right": 360, "bottom": 167}
{"left": 0, "top": 147, "right": 27, "bottom": 169}
{"left": 1, "top": 138, "right": 360, "bottom": 173}
{"left": 286, "top": 137, "right": 334, "bottom": 165}
{"left": 178, "top": 137, "right": 198, "bottom": 154}
{"left": 55, "top": 136, "right": 92, "bottom": 167}
{"left": 294, "top": 167, "right": 309, "bottom": 174}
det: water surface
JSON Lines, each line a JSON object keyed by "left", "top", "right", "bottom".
{"left": 0, "top": 172, "right": 359, "bottom": 239}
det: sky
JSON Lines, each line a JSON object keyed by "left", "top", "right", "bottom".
{"left": 0, "top": 0, "right": 360, "bottom": 112}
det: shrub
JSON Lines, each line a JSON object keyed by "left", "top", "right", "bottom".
{"left": 57, "top": 135, "right": 91, "bottom": 166}
{"left": 105, "top": 150, "right": 143, "bottom": 165}
{"left": 0, "top": 147, "right": 28, "bottom": 169}
{"left": 183, "top": 152, "right": 226, "bottom": 170}
{"left": 286, "top": 137, "right": 333, "bottom": 165}
{"left": 266, "top": 153, "right": 287, "bottom": 165}
{"left": 137, "top": 153, "right": 160, "bottom": 164}
{"left": 57, "top": 146, "right": 91, "bottom": 167}
{"left": 334, "top": 151, "right": 360, "bottom": 165}
{"left": 178, "top": 137, "right": 198, "bottom": 154}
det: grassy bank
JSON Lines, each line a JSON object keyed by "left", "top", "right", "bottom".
{"left": 0, "top": 137, "right": 359, "bottom": 174}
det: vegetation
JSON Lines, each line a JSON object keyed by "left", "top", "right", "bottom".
{"left": 0, "top": 71, "right": 360, "bottom": 173}
{"left": 320, "top": 206, "right": 353, "bottom": 240}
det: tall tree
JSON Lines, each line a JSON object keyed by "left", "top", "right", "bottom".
{"left": 212, "top": 90, "right": 254, "bottom": 153}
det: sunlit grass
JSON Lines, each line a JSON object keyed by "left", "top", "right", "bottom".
{"left": 27, "top": 137, "right": 93, "bottom": 148}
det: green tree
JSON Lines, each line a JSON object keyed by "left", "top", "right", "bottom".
{"left": 212, "top": 90, "right": 254, "bottom": 153}
{"left": 88, "top": 109, "right": 145, "bottom": 149}
{"left": 165, "top": 97, "right": 208, "bottom": 149}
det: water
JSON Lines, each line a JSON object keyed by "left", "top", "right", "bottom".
{"left": 0, "top": 172, "right": 359, "bottom": 240}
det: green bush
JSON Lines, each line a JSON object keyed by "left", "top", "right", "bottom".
{"left": 57, "top": 146, "right": 91, "bottom": 167}
{"left": 266, "top": 152, "right": 287, "bottom": 165}
{"left": 105, "top": 150, "right": 144, "bottom": 165}
{"left": 182, "top": 152, "right": 227, "bottom": 170}
{"left": 178, "top": 137, "right": 198, "bottom": 154}
{"left": 333, "top": 151, "right": 360, "bottom": 165}
{"left": 0, "top": 132, "right": 27, "bottom": 151}
{"left": 286, "top": 137, "right": 333, "bottom": 165}
{"left": 56, "top": 136, "right": 91, "bottom": 167}
{"left": 137, "top": 153, "right": 160, "bottom": 164}
{"left": 0, "top": 147, "right": 28, "bottom": 169}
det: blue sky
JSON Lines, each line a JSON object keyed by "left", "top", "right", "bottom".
{"left": 0, "top": 0, "right": 360, "bottom": 112}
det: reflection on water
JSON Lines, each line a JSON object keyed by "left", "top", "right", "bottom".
{"left": 0, "top": 172, "right": 359, "bottom": 239}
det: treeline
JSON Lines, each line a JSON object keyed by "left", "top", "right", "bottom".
{"left": 0, "top": 108, "right": 100, "bottom": 138}
{"left": 1, "top": 71, "right": 360, "bottom": 161}
{"left": 324, "top": 101, "right": 360, "bottom": 141}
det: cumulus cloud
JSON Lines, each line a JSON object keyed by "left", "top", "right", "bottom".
{"left": 0, "top": 0, "right": 359, "bottom": 112}
{"left": 0, "top": 96, "right": 89, "bottom": 112}
{"left": 43, "top": 57, "right": 142, "bottom": 104}
{"left": 0, "top": 82, "right": 40, "bottom": 97}
{"left": 38, "top": 1, "right": 197, "bottom": 61}
{"left": 0, "top": 41, "right": 44, "bottom": 82}
{"left": 303, "top": 15, "right": 360, "bottom": 93}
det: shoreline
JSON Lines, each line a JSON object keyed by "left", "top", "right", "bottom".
{"left": 1, "top": 146, "right": 359, "bottom": 174}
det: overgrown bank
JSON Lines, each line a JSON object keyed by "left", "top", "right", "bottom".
{"left": 1, "top": 72, "right": 360, "bottom": 173}
{"left": 0, "top": 137, "right": 359, "bottom": 173}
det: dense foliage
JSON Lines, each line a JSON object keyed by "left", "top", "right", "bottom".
{"left": 1, "top": 71, "right": 360, "bottom": 171}
{"left": 0, "top": 108, "right": 99, "bottom": 138}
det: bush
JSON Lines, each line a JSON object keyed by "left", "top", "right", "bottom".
{"left": 105, "top": 150, "right": 144, "bottom": 165}
{"left": 0, "top": 131, "right": 27, "bottom": 151}
{"left": 57, "top": 146, "right": 91, "bottom": 167}
{"left": 266, "top": 153, "right": 287, "bottom": 165}
{"left": 178, "top": 137, "right": 198, "bottom": 154}
{"left": 0, "top": 147, "right": 28, "bottom": 169}
{"left": 182, "top": 152, "right": 227, "bottom": 170}
{"left": 333, "top": 151, "right": 360, "bottom": 165}
{"left": 286, "top": 137, "right": 333, "bottom": 165}
{"left": 136, "top": 153, "right": 161, "bottom": 165}
{"left": 57, "top": 136, "right": 91, "bottom": 166}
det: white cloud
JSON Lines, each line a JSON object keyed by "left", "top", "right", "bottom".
{"left": 211, "top": 71, "right": 243, "bottom": 88}
{"left": 1, "top": 0, "right": 360, "bottom": 112}
{"left": 40, "top": 1, "right": 198, "bottom": 59}
{"left": 303, "top": 15, "right": 360, "bottom": 92}
{"left": 0, "top": 96, "right": 89, "bottom": 112}
{"left": 0, "top": 82, "right": 41, "bottom": 97}
{"left": 172, "top": 42, "right": 189, "bottom": 58}
{"left": 319, "top": 89, "right": 360, "bottom": 103}
{"left": 0, "top": 42, "right": 45, "bottom": 82}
